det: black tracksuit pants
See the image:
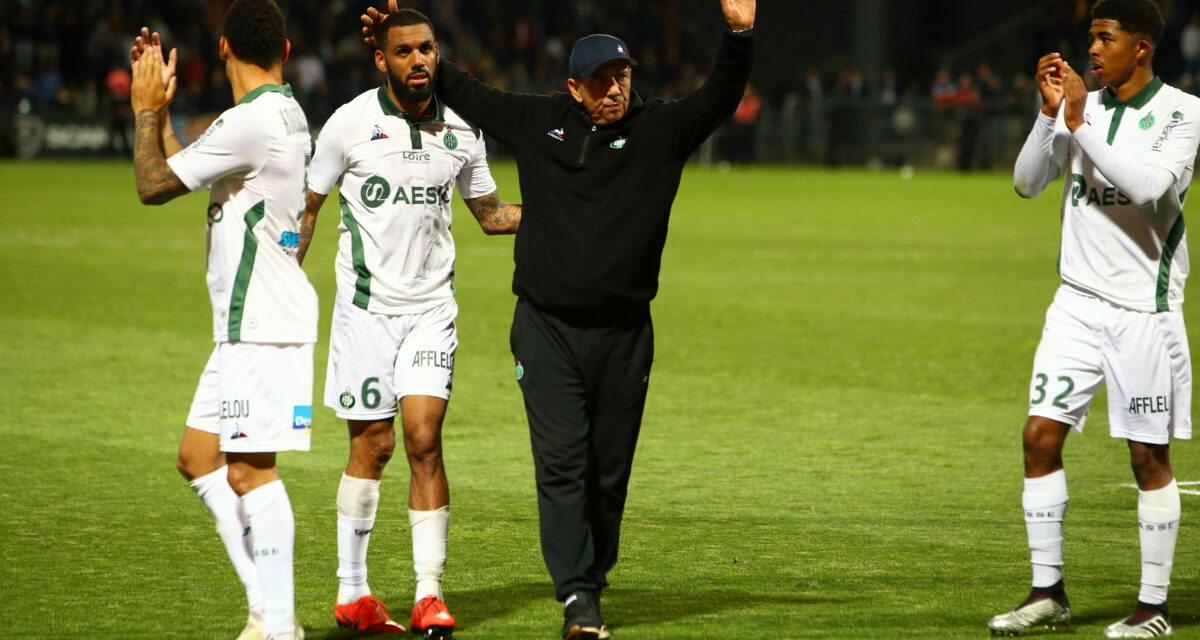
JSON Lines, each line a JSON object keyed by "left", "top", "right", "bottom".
{"left": 510, "top": 299, "right": 654, "bottom": 601}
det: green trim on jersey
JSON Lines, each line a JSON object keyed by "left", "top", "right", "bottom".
{"left": 339, "top": 194, "right": 373, "bottom": 309}
{"left": 1102, "top": 77, "right": 1163, "bottom": 145}
{"left": 376, "top": 86, "right": 444, "bottom": 150}
{"left": 1106, "top": 105, "right": 1126, "bottom": 145}
{"left": 227, "top": 201, "right": 266, "bottom": 341}
{"left": 237, "top": 83, "right": 294, "bottom": 105}
{"left": 1156, "top": 214, "right": 1186, "bottom": 312}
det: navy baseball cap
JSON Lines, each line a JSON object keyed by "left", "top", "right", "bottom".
{"left": 568, "top": 34, "right": 637, "bottom": 78}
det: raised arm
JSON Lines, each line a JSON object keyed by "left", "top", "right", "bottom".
{"left": 131, "top": 28, "right": 183, "bottom": 156}
{"left": 463, "top": 191, "right": 521, "bottom": 235}
{"left": 660, "top": 1, "right": 755, "bottom": 157}
{"left": 131, "top": 44, "right": 188, "bottom": 205}
{"left": 1061, "top": 64, "right": 1182, "bottom": 207}
{"left": 297, "top": 189, "right": 328, "bottom": 265}
{"left": 1013, "top": 54, "right": 1070, "bottom": 198}
{"left": 361, "top": 1, "right": 551, "bottom": 144}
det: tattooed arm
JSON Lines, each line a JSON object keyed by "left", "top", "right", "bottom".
{"left": 463, "top": 191, "right": 521, "bottom": 235}
{"left": 297, "top": 189, "right": 328, "bottom": 266}
{"left": 130, "top": 43, "right": 188, "bottom": 205}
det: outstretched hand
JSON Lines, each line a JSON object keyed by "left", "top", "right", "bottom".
{"left": 1060, "top": 63, "right": 1089, "bottom": 132}
{"left": 131, "top": 45, "right": 176, "bottom": 114}
{"left": 721, "top": 0, "right": 755, "bottom": 31}
{"left": 1035, "top": 53, "right": 1064, "bottom": 118}
{"left": 361, "top": 0, "right": 400, "bottom": 47}
{"left": 130, "top": 27, "right": 177, "bottom": 106}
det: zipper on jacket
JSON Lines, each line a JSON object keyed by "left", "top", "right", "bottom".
{"left": 578, "top": 124, "right": 597, "bottom": 165}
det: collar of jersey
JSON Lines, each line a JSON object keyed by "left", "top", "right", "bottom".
{"left": 1102, "top": 76, "right": 1163, "bottom": 111}
{"left": 237, "top": 83, "right": 293, "bottom": 105}
{"left": 377, "top": 85, "right": 444, "bottom": 123}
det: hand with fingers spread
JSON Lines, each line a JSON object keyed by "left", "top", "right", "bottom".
{"left": 130, "top": 45, "right": 176, "bottom": 115}
{"left": 360, "top": 0, "right": 399, "bottom": 47}
{"left": 1036, "top": 53, "right": 1065, "bottom": 118}
{"left": 130, "top": 27, "right": 178, "bottom": 109}
{"left": 721, "top": 0, "right": 755, "bottom": 31}
{"left": 1059, "top": 62, "right": 1089, "bottom": 132}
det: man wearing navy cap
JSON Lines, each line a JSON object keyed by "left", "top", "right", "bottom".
{"left": 364, "top": 2, "right": 755, "bottom": 637}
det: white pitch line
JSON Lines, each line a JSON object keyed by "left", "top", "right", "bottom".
{"left": 1120, "top": 483, "right": 1200, "bottom": 496}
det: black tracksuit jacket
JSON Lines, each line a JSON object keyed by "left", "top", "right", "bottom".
{"left": 435, "top": 30, "right": 754, "bottom": 318}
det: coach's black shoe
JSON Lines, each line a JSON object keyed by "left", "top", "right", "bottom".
{"left": 562, "top": 591, "right": 610, "bottom": 640}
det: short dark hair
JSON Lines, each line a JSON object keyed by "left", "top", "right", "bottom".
{"left": 224, "top": 0, "right": 286, "bottom": 70}
{"left": 1092, "top": 0, "right": 1165, "bottom": 49}
{"left": 376, "top": 9, "right": 435, "bottom": 49}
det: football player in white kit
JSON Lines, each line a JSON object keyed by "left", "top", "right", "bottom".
{"left": 990, "top": 1, "right": 1198, "bottom": 638}
{"left": 298, "top": 9, "right": 520, "bottom": 638}
{"left": 129, "top": 2, "right": 314, "bottom": 639}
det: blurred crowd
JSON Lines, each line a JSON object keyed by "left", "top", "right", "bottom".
{"left": 0, "top": 0, "right": 727, "bottom": 148}
{"left": 3, "top": 0, "right": 1198, "bottom": 167}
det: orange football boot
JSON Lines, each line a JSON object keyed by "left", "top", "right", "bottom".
{"left": 410, "top": 595, "right": 456, "bottom": 639}
{"left": 334, "top": 595, "right": 407, "bottom": 633}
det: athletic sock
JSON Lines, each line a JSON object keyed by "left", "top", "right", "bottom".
{"left": 242, "top": 480, "right": 295, "bottom": 637}
{"left": 336, "top": 474, "right": 381, "bottom": 605}
{"left": 189, "top": 465, "right": 263, "bottom": 608}
{"left": 1024, "top": 469, "right": 1068, "bottom": 588}
{"left": 410, "top": 506, "right": 449, "bottom": 602}
{"left": 1137, "top": 480, "right": 1180, "bottom": 606}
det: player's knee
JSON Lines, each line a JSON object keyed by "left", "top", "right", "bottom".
{"left": 354, "top": 431, "right": 396, "bottom": 470}
{"left": 224, "top": 465, "right": 253, "bottom": 495}
{"left": 405, "top": 429, "right": 442, "bottom": 473}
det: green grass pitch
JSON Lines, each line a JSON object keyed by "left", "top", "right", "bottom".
{"left": 3, "top": 160, "right": 1200, "bottom": 639}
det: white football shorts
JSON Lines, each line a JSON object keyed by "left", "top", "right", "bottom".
{"left": 1028, "top": 285, "right": 1191, "bottom": 443}
{"left": 185, "top": 342, "right": 314, "bottom": 453}
{"left": 324, "top": 295, "right": 458, "bottom": 420}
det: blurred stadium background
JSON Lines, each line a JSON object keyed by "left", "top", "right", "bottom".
{"left": 9, "top": 0, "right": 1200, "bottom": 169}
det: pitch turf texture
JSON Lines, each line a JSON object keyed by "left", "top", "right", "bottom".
{"left": 4, "top": 160, "right": 1200, "bottom": 639}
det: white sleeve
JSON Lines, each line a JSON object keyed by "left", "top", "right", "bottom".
{"left": 1073, "top": 123, "right": 1177, "bottom": 207}
{"left": 455, "top": 129, "right": 498, "bottom": 200}
{"left": 307, "top": 109, "right": 349, "bottom": 196}
{"left": 1144, "top": 103, "right": 1200, "bottom": 182}
{"left": 1013, "top": 112, "right": 1070, "bottom": 199}
{"left": 166, "top": 107, "right": 267, "bottom": 192}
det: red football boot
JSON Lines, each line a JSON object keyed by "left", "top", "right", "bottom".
{"left": 334, "top": 595, "right": 407, "bottom": 633}
{"left": 410, "top": 595, "right": 456, "bottom": 639}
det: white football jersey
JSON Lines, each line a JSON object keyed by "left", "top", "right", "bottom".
{"left": 308, "top": 87, "right": 497, "bottom": 315}
{"left": 168, "top": 84, "right": 319, "bottom": 344}
{"left": 1043, "top": 79, "right": 1199, "bottom": 312}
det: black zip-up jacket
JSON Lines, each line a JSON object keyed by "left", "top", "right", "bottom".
{"left": 436, "top": 30, "right": 754, "bottom": 318}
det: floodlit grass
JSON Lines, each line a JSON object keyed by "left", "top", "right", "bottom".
{"left": 2, "top": 160, "right": 1200, "bottom": 638}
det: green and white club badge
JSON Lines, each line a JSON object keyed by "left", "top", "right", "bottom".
{"left": 515, "top": 362, "right": 525, "bottom": 381}
{"left": 444, "top": 131, "right": 459, "bottom": 150}
{"left": 339, "top": 391, "right": 356, "bottom": 409}
{"left": 1140, "top": 114, "right": 1155, "bottom": 130}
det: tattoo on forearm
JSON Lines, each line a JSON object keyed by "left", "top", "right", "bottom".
{"left": 134, "top": 109, "right": 187, "bottom": 205}
{"left": 296, "top": 191, "right": 325, "bottom": 266}
{"left": 466, "top": 192, "right": 521, "bottom": 234}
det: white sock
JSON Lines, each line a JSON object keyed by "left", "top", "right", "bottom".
{"left": 189, "top": 466, "right": 263, "bottom": 609}
{"left": 336, "top": 474, "right": 381, "bottom": 605}
{"left": 1138, "top": 480, "right": 1180, "bottom": 605}
{"left": 1024, "top": 470, "right": 1068, "bottom": 588}
{"left": 242, "top": 480, "right": 295, "bottom": 637}
{"left": 411, "top": 506, "right": 449, "bottom": 602}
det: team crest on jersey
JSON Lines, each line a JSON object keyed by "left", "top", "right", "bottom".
{"left": 610, "top": 137, "right": 628, "bottom": 149}
{"left": 548, "top": 128, "right": 565, "bottom": 142}
{"left": 443, "top": 131, "right": 459, "bottom": 150}
{"left": 207, "top": 203, "right": 224, "bottom": 225}
{"left": 515, "top": 361, "right": 525, "bottom": 381}
{"left": 371, "top": 124, "right": 389, "bottom": 141}
{"left": 339, "top": 390, "right": 356, "bottom": 409}
{"left": 1140, "top": 114, "right": 1155, "bottom": 130}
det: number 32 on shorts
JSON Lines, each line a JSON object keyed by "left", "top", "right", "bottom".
{"left": 1032, "top": 373, "right": 1075, "bottom": 409}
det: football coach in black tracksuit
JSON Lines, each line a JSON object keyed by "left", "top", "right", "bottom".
{"left": 367, "top": 1, "right": 755, "bottom": 637}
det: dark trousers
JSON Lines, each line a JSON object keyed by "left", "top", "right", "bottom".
{"left": 510, "top": 299, "right": 654, "bottom": 601}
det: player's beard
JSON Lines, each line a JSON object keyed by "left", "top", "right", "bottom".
{"left": 387, "top": 62, "right": 435, "bottom": 104}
